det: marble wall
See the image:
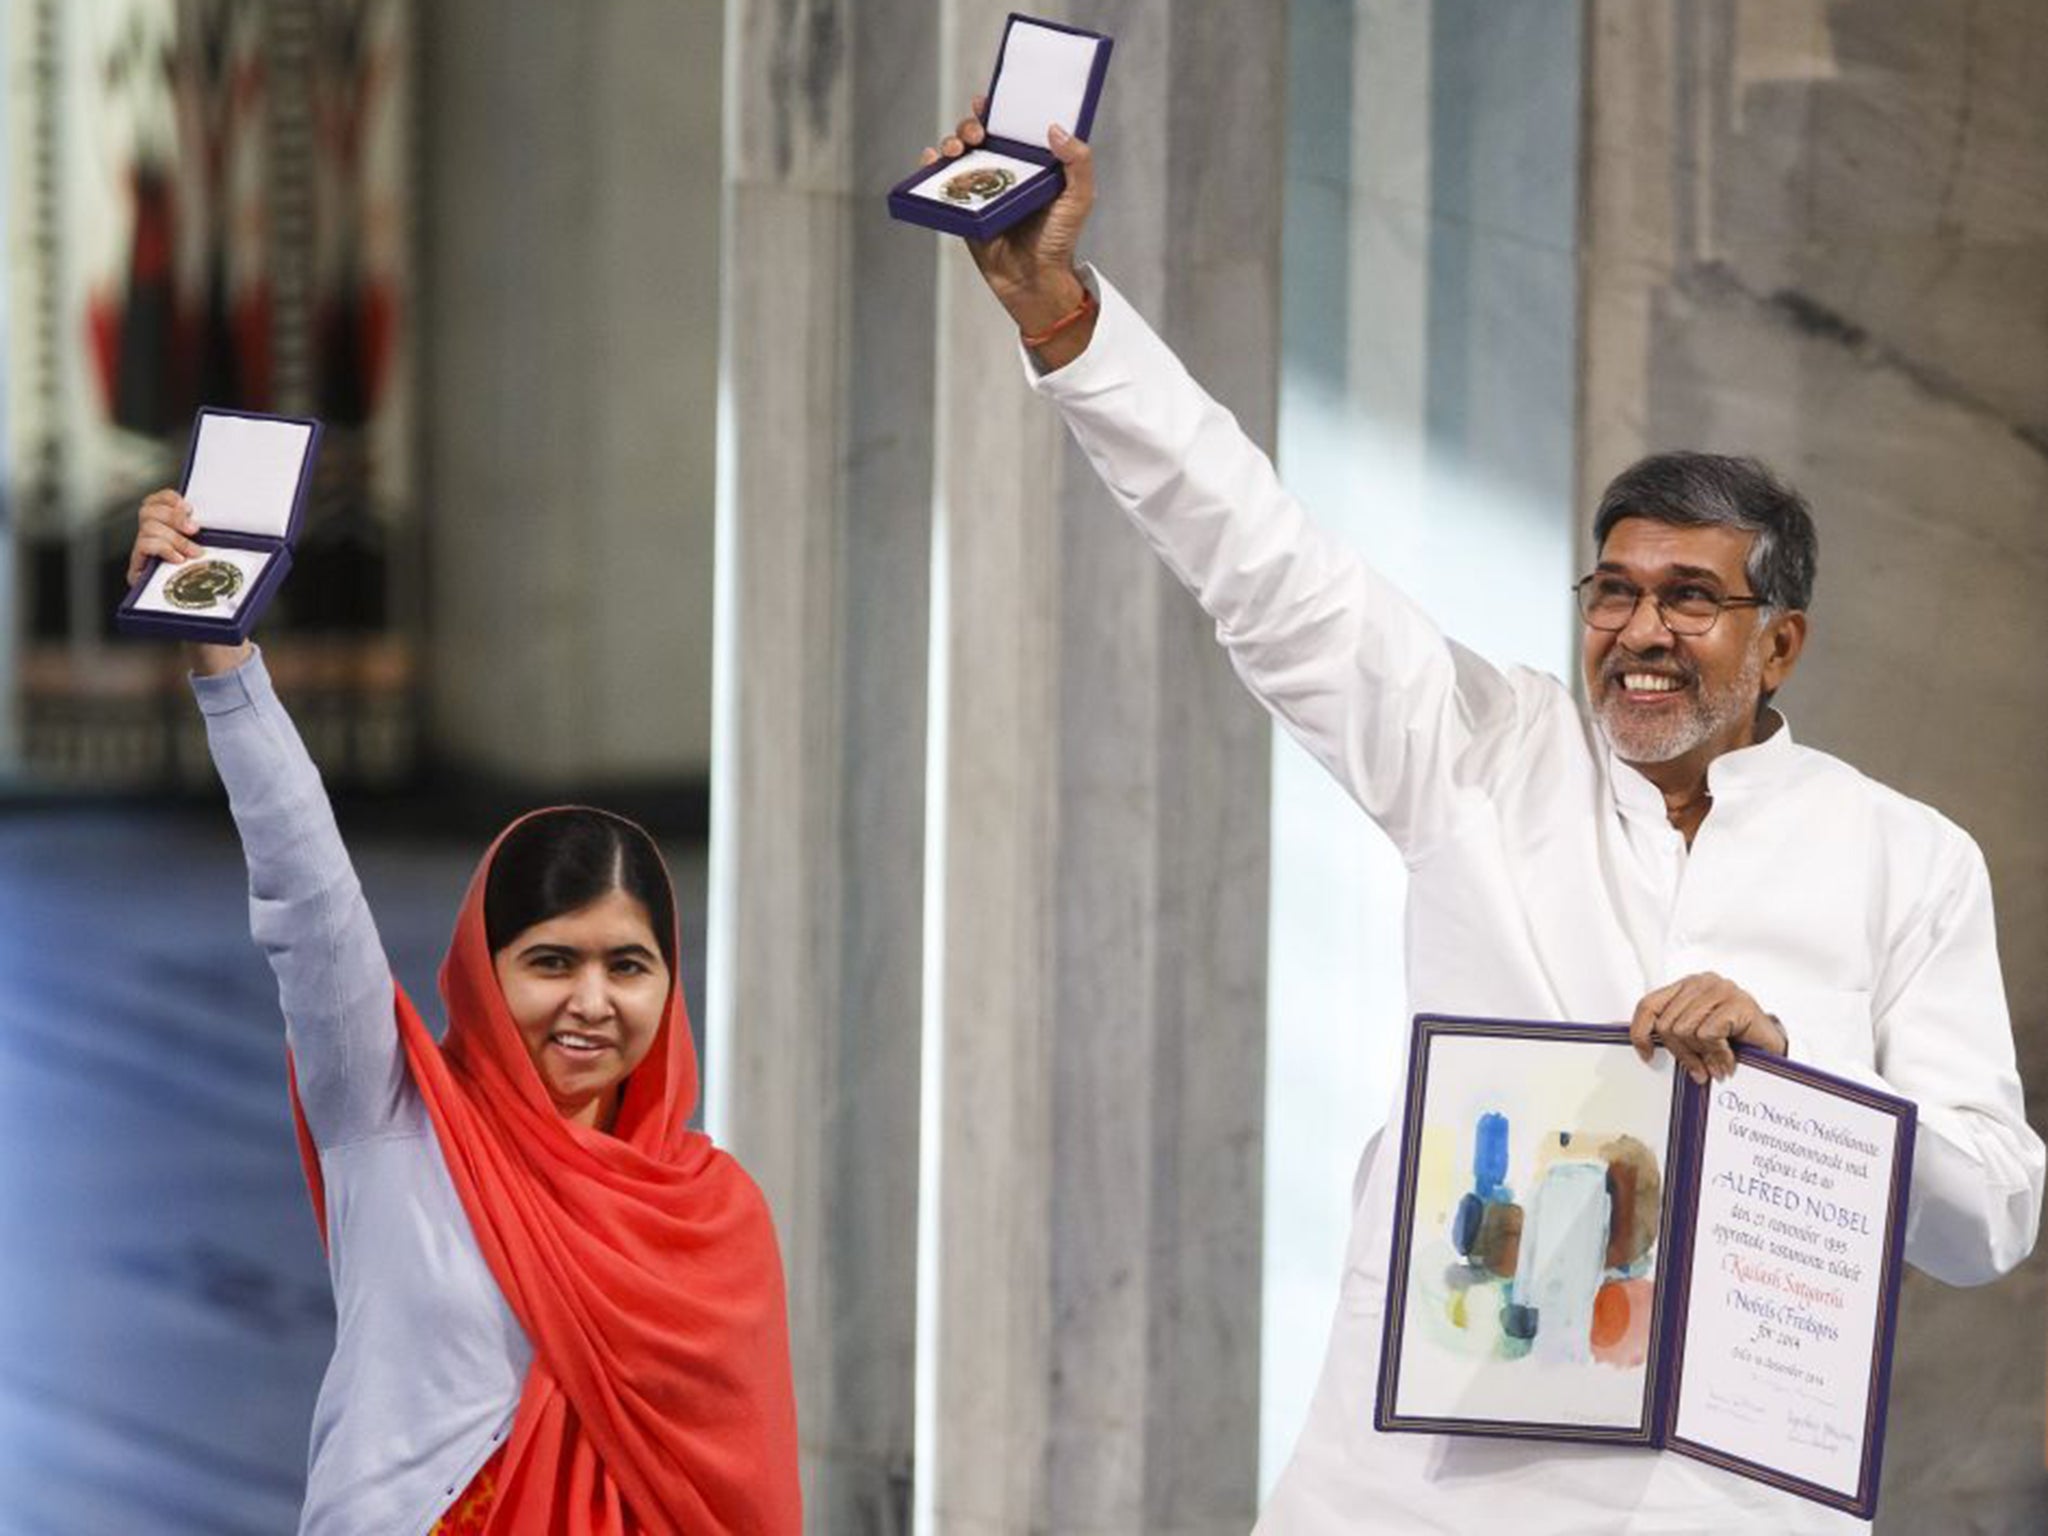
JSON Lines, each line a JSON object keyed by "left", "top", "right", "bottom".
{"left": 1583, "top": 2, "right": 2048, "bottom": 1528}
{"left": 420, "top": 1, "right": 723, "bottom": 784}
{"left": 919, "top": 7, "right": 1279, "bottom": 1524}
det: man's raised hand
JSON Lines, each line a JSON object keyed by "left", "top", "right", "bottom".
{"left": 921, "top": 97, "right": 1098, "bottom": 366}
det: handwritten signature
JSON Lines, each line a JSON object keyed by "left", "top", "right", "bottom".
{"left": 1785, "top": 1412, "right": 1854, "bottom": 1452}
{"left": 1705, "top": 1388, "right": 1766, "bottom": 1424}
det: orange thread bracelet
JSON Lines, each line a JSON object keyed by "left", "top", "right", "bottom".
{"left": 1020, "top": 287, "right": 1099, "bottom": 350}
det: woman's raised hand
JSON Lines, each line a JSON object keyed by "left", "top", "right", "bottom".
{"left": 129, "top": 488, "right": 203, "bottom": 587}
{"left": 131, "top": 488, "right": 252, "bottom": 673}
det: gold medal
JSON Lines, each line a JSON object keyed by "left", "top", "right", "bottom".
{"left": 164, "top": 558, "right": 246, "bottom": 611}
{"left": 942, "top": 166, "right": 1016, "bottom": 205}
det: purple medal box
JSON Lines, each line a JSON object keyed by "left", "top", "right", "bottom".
{"left": 115, "top": 407, "right": 322, "bottom": 645}
{"left": 888, "top": 13, "right": 1112, "bottom": 240}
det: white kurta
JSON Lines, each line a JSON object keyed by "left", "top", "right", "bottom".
{"left": 1029, "top": 272, "right": 2045, "bottom": 1534}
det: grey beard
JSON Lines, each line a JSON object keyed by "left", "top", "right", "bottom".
{"left": 1593, "top": 646, "right": 1765, "bottom": 765}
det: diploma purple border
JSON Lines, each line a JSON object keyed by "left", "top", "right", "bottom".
{"left": 1374, "top": 1012, "right": 1915, "bottom": 1521}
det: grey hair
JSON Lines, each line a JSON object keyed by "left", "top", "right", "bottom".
{"left": 1592, "top": 451, "right": 1818, "bottom": 613}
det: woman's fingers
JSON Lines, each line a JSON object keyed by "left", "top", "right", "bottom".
{"left": 129, "top": 489, "right": 203, "bottom": 585}
{"left": 139, "top": 488, "right": 197, "bottom": 528}
{"left": 132, "top": 521, "right": 202, "bottom": 571}
{"left": 138, "top": 490, "right": 200, "bottom": 539}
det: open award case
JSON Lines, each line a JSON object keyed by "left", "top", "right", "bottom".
{"left": 115, "top": 408, "right": 322, "bottom": 644}
{"left": 887, "top": 13, "right": 1112, "bottom": 239}
{"left": 1376, "top": 1015, "right": 1915, "bottom": 1519}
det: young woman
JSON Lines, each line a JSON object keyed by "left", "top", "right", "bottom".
{"left": 130, "top": 491, "right": 801, "bottom": 1535}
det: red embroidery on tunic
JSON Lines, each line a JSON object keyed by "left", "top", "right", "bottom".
{"left": 429, "top": 1444, "right": 508, "bottom": 1535}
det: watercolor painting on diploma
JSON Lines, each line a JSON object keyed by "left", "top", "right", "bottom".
{"left": 1384, "top": 1023, "right": 1685, "bottom": 1433}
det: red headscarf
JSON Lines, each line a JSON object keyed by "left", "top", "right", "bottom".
{"left": 292, "top": 811, "right": 801, "bottom": 1534}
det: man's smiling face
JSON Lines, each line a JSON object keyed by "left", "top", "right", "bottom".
{"left": 1582, "top": 517, "right": 1804, "bottom": 773}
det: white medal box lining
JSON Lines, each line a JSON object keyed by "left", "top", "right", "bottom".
{"left": 184, "top": 415, "right": 315, "bottom": 539}
{"left": 983, "top": 22, "right": 1101, "bottom": 146}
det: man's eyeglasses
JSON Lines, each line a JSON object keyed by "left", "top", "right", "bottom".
{"left": 1573, "top": 574, "right": 1768, "bottom": 636}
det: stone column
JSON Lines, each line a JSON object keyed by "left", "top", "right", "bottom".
{"left": 1581, "top": 4, "right": 2048, "bottom": 1527}
{"left": 713, "top": 2, "right": 935, "bottom": 1529}
{"left": 715, "top": 3, "right": 1282, "bottom": 1530}
{"left": 919, "top": 3, "right": 1281, "bottom": 1530}
{"left": 420, "top": 0, "right": 723, "bottom": 785}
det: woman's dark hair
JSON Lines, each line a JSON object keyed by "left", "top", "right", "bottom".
{"left": 1593, "top": 451, "right": 1819, "bottom": 613}
{"left": 484, "top": 808, "right": 676, "bottom": 973}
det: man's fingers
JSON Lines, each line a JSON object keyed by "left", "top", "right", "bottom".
{"left": 1628, "top": 999, "right": 1659, "bottom": 1063}
{"left": 1634, "top": 972, "right": 1775, "bottom": 1083}
{"left": 1666, "top": 1041, "right": 1713, "bottom": 1084}
{"left": 1688, "top": 1013, "right": 1740, "bottom": 1081}
{"left": 1630, "top": 979, "right": 1682, "bottom": 1062}
{"left": 1660, "top": 981, "right": 1750, "bottom": 1082}
{"left": 1050, "top": 124, "right": 1093, "bottom": 190}
{"left": 928, "top": 104, "right": 987, "bottom": 167}
{"left": 1669, "top": 1043, "right": 1712, "bottom": 1086}
{"left": 1653, "top": 997, "right": 1716, "bottom": 1085}
{"left": 1633, "top": 975, "right": 1721, "bottom": 1082}
{"left": 1738, "top": 1012, "right": 1789, "bottom": 1058}
{"left": 1657, "top": 985, "right": 1719, "bottom": 1043}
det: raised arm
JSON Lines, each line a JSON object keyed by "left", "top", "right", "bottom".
{"left": 921, "top": 95, "right": 1100, "bottom": 369}
{"left": 922, "top": 110, "right": 1532, "bottom": 856}
{"left": 132, "top": 491, "right": 409, "bottom": 1149}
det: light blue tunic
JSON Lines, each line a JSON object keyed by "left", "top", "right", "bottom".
{"left": 196, "top": 650, "right": 527, "bottom": 1535}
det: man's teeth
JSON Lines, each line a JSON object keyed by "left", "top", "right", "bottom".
{"left": 1621, "top": 673, "right": 1683, "bottom": 693}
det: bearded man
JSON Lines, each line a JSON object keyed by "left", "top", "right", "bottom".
{"left": 920, "top": 114, "right": 2044, "bottom": 1535}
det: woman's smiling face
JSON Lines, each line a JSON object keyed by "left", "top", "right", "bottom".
{"left": 491, "top": 886, "right": 670, "bottom": 1131}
